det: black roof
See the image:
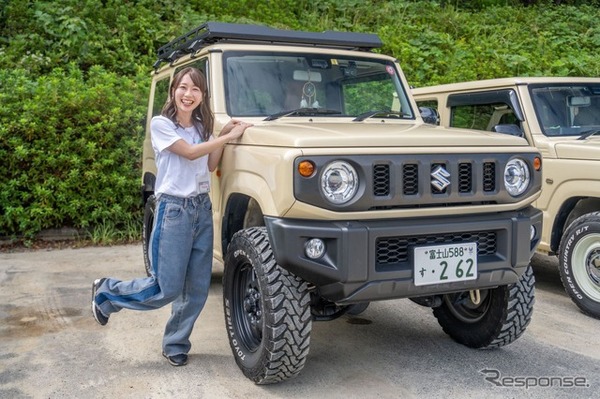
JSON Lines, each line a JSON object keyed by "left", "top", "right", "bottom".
{"left": 154, "top": 22, "right": 383, "bottom": 69}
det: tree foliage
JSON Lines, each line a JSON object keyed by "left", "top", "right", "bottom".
{"left": 1, "top": 0, "right": 599, "bottom": 239}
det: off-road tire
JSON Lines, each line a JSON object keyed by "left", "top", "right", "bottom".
{"left": 558, "top": 212, "right": 600, "bottom": 319}
{"left": 142, "top": 195, "right": 156, "bottom": 277}
{"left": 223, "top": 227, "right": 312, "bottom": 384}
{"left": 432, "top": 264, "right": 535, "bottom": 348}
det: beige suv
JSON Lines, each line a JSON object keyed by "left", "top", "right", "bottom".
{"left": 142, "top": 23, "right": 543, "bottom": 384}
{"left": 413, "top": 77, "right": 600, "bottom": 319}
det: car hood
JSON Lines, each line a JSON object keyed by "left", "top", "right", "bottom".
{"left": 554, "top": 138, "right": 600, "bottom": 160}
{"left": 235, "top": 120, "right": 530, "bottom": 148}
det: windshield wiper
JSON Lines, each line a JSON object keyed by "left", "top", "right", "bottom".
{"left": 352, "top": 109, "right": 412, "bottom": 122}
{"left": 264, "top": 108, "right": 342, "bottom": 121}
{"left": 578, "top": 129, "right": 600, "bottom": 140}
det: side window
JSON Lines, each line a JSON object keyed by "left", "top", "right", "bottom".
{"left": 447, "top": 90, "right": 522, "bottom": 132}
{"left": 152, "top": 78, "right": 170, "bottom": 117}
{"left": 498, "top": 110, "right": 519, "bottom": 125}
{"left": 451, "top": 103, "right": 516, "bottom": 131}
{"left": 176, "top": 58, "right": 208, "bottom": 78}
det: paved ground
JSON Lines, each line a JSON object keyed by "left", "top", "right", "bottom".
{"left": 0, "top": 244, "right": 598, "bottom": 398}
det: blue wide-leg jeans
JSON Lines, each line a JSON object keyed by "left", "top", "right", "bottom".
{"left": 94, "top": 193, "right": 213, "bottom": 356}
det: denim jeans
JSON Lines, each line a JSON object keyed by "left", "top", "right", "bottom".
{"left": 94, "top": 193, "right": 214, "bottom": 356}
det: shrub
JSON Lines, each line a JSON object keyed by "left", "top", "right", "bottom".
{"left": 0, "top": 65, "right": 147, "bottom": 239}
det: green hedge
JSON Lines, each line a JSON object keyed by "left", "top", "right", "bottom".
{"left": 0, "top": 65, "right": 147, "bottom": 239}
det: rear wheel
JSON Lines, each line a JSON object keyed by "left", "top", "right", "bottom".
{"left": 223, "top": 227, "right": 312, "bottom": 384}
{"left": 142, "top": 195, "right": 156, "bottom": 277}
{"left": 346, "top": 302, "right": 370, "bottom": 316}
{"left": 433, "top": 264, "right": 535, "bottom": 348}
{"left": 559, "top": 212, "right": 600, "bottom": 319}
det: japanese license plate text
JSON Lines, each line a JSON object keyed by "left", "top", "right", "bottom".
{"left": 414, "top": 242, "right": 477, "bottom": 286}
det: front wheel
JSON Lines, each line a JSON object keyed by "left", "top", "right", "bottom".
{"left": 433, "top": 264, "right": 535, "bottom": 348}
{"left": 558, "top": 212, "right": 600, "bottom": 319}
{"left": 223, "top": 227, "right": 312, "bottom": 384}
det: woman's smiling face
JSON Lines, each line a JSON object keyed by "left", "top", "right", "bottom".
{"left": 174, "top": 73, "right": 203, "bottom": 114}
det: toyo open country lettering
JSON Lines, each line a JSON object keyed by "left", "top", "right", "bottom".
{"left": 141, "top": 22, "right": 543, "bottom": 384}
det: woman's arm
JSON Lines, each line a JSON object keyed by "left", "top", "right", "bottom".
{"left": 167, "top": 121, "right": 252, "bottom": 169}
{"left": 207, "top": 120, "right": 249, "bottom": 171}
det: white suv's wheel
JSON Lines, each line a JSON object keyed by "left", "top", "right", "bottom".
{"left": 559, "top": 212, "right": 600, "bottom": 319}
{"left": 142, "top": 195, "right": 156, "bottom": 277}
{"left": 433, "top": 264, "right": 535, "bottom": 348}
{"left": 223, "top": 227, "right": 312, "bottom": 384}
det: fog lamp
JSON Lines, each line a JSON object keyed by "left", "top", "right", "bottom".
{"left": 305, "top": 238, "right": 326, "bottom": 259}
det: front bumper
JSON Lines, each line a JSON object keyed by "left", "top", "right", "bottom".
{"left": 264, "top": 206, "right": 542, "bottom": 303}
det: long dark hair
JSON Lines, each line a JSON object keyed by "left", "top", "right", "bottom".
{"left": 161, "top": 67, "right": 214, "bottom": 142}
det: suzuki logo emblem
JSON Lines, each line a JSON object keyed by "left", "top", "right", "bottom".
{"left": 431, "top": 165, "right": 451, "bottom": 191}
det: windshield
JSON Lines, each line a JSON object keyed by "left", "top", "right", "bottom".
{"left": 223, "top": 51, "right": 414, "bottom": 120}
{"left": 529, "top": 83, "right": 600, "bottom": 137}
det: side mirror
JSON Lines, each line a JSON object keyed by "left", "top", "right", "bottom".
{"left": 419, "top": 107, "right": 439, "bottom": 125}
{"left": 492, "top": 124, "right": 523, "bottom": 137}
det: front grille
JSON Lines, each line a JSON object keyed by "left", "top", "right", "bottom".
{"left": 483, "top": 162, "right": 496, "bottom": 192}
{"left": 370, "top": 157, "right": 498, "bottom": 208}
{"left": 403, "top": 164, "right": 418, "bottom": 195}
{"left": 376, "top": 231, "right": 497, "bottom": 267}
{"left": 373, "top": 164, "right": 390, "bottom": 196}
{"left": 458, "top": 163, "right": 472, "bottom": 192}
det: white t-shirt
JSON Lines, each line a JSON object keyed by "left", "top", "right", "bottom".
{"left": 151, "top": 115, "right": 213, "bottom": 197}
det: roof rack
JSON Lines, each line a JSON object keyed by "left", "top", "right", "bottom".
{"left": 153, "top": 22, "right": 383, "bottom": 70}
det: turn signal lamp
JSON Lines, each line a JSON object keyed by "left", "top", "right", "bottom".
{"left": 298, "top": 160, "right": 315, "bottom": 177}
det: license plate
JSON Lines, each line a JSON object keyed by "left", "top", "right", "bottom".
{"left": 414, "top": 242, "right": 477, "bottom": 286}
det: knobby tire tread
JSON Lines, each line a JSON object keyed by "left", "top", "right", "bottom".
{"left": 433, "top": 264, "right": 535, "bottom": 349}
{"left": 227, "top": 227, "right": 312, "bottom": 384}
{"left": 558, "top": 211, "right": 600, "bottom": 319}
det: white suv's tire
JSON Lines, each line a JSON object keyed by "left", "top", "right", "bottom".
{"left": 433, "top": 264, "right": 535, "bottom": 348}
{"left": 223, "top": 227, "right": 312, "bottom": 384}
{"left": 559, "top": 212, "right": 600, "bottom": 319}
{"left": 142, "top": 195, "right": 156, "bottom": 277}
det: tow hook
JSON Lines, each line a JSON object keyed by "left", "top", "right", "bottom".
{"left": 469, "top": 289, "right": 481, "bottom": 305}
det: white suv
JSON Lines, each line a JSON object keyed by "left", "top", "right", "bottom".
{"left": 142, "top": 23, "right": 544, "bottom": 384}
{"left": 414, "top": 77, "right": 600, "bottom": 319}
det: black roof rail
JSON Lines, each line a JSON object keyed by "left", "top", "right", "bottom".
{"left": 153, "top": 22, "right": 383, "bottom": 70}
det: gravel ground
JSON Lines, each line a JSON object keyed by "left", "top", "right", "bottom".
{"left": 0, "top": 245, "right": 598, "bottom": 399}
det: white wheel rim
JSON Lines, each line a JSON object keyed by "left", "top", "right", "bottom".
{"left": 572, "top": 233, "right": 600, "bottom": 302}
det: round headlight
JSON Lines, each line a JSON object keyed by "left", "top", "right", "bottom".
{"left": 320, "top": 161, "right": 358, "bottom": 204}
{"left": 504, "top": 158, "right": 530, "bottom": 197}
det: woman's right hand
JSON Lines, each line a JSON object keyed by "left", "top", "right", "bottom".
{"left": 226, "top": 121, "right": 253, "bottom": 140}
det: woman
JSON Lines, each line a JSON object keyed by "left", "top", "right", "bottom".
{"left": 91, "top": 67, "right": 252, "bottom": 367}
